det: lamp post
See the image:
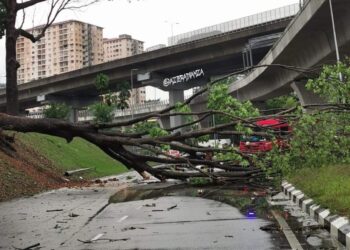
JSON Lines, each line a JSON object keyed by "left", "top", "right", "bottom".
{"left": 130, "top": 68, "right": 138, "bottom": 120}
{"left": 165, "top": 21, "right": 179, "bottom": 45}
{"left": 329, "top": 0, "right": 342, "bottom": 81}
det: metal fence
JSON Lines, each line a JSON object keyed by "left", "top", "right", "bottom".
{"left": 168, "top": 3, "right": 300, "bottom": 46}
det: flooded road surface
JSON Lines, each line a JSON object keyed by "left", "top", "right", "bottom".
{"left": 0, "top": 179, "right": 292, "bottom": 250}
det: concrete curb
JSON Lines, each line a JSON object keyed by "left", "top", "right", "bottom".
{"left": 281, "top": 181, "right": 350, "bottom": 249}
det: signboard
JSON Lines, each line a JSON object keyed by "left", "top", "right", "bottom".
{"left": 37, "top": 95, "right": 46, "bottom": 102}
{"left": 137, "top": 72, "right": 151, "bottom": 81}
{"left": 163, "top": 68, "right": 205, "bottom": 88}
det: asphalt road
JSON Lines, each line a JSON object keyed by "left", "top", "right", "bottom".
{"left": 0, "top": 190, "right": 290, "bottom": 249}
{"left": 0, "top": 170, "right": 291, "bottom": 250}
{"left": 61, "top": 196, "right": 287, "bottom": 250}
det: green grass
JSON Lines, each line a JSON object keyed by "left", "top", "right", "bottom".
{"left": 288, "top": 165, "right": 350, "bottom": 217}
{"left": 19, "top": 133, "right": 128, "bottom": 179}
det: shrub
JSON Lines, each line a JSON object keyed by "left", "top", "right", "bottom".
{"left": 43, "top": 103, "right": 70, "bottom": 120}
{"left": 89, "top": 103, "right": 115, "bottom": 123}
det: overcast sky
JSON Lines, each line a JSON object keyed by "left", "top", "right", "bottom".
{"left": 0, "top": 0, "right": 299, "bottom": 99}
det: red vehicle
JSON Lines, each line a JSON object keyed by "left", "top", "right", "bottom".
{"left": 239, "top": 118, "right": 291, "bottom": 153}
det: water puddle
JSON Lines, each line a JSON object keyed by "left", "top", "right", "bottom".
{"left": 109, "top": 183, "right": 271, "bottom": 219}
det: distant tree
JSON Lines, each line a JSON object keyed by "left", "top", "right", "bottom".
{"left": 0, "top": 0, "right": 102, "bottom": 115}
{"left": 265, "top": 95, "right": 298, "bottom": 111}
{"left": 43, "top": 103, "right": 70, "bottom": 120}
{"left": 90, "top": 73, "right": 131, "bottom": 123}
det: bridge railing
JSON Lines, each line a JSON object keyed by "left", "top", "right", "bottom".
{"left": 168, "top": 3, "right": 300, "bottom": 45}
{"left": 78, "top": 100, "right": 170, "bottom": 121}
{"left": 26, "top": 93, "right": 199, "bottom": 121}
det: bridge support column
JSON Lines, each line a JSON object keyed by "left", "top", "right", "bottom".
{"left": 68, "top": 108, "right": 79, "bottom": 123}
{"left": 291, "top": 81, "right": 324, "bottom": 112}
{"left": 158, "top": 116, "right": 170, "bottom": 129}
{"left": 44, "top": 95, "right": 99, "bottom": 123}
{"left": 169, "top": 90, "right": 184, "bottom": 131}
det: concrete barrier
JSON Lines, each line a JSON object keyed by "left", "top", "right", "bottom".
{"left": 282, "top": 181, "right": 350, "bottom": 249}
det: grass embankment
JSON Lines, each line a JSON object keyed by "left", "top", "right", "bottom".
{"left": 20, "top": 133, "right": 127, "bottom": 179}
{"left": 288, "top": 165, "right": 350, "bottom": 217}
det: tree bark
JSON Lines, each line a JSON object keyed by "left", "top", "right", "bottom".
{"left": 5, "top": 0, "right": 19, "bottom": 115}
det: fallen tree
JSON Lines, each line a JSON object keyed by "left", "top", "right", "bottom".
{"left": 1, "top": 63, "right": 331, "bottom": 183}
{"left": 0, "top": 67, "right": 303, "bottom": 183}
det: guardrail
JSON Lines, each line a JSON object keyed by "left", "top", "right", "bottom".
{"left": 78, "top": 100, "right": 170, "bottom": 122}
{"left": 26, "top": 100, "right": 171, "bottom": 121}
{"left": 26, "top": 92, "right": 199, "bottom": 121}
{"left": 168, "top": 3, "right": 300, "bottom": 46}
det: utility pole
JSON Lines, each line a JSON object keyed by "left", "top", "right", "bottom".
{"left": 165, "top": 21, "right": 179, "bottom": 45}
{"left": 130, "top": 68, "right": 138, "bottom": 120}
{"left": 329, "top": 0, "right": 343, "bottom": 81}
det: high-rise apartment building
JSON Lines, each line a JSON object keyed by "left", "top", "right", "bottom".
{"left": 103, "top": 34, "right": 146, "bottom": 104}
{"left": 103, "top": 34, "right": 144, "bottom": 61}
{"left": 16, "top": 22, "right": 146, "bottom": 105}
{"left": 16, "top": 20, "right": 104, "bottom": 84}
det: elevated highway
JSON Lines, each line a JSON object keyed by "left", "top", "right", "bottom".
{"left": 228, "top": 0, "right": 350, "bottom": 104}
{"left": 0, "top": 5, "right": 298, "bottom": 111}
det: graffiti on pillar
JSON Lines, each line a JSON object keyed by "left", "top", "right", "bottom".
{"left": 163, "top": 69, "right": 205, "bottom": 87}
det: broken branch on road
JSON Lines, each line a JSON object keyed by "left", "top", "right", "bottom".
{"left": 77, "top": 238, "right": 130, "bottom": 244}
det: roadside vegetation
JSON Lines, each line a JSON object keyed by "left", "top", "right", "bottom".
{"left": 0, "top": 132, "right": 127, "bottom": 201}
{"left": 288, "top": 165, "right": 350, "bottom": 217}
{"left": 20, "top": 133, "right": 127, "bottom": 178}
{"left": 263, "top": 60, "right": 350, "bottom": 216}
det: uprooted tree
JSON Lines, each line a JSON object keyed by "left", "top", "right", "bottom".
{"left": 0, "top": 64, "right": 322, "bottom": 184}
{"left": 0, "top": 32, "right": 347, "bottom": 183}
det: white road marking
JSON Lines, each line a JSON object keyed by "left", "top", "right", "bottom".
{"left": 118, "top": 215, "right": 129, "bottom": 222}
{"left": 91, "top": 233, "right": 104, "bottom": 241}
{"left": 136, "top": 205, "right": 143, "bottom": 210}
{"left": 271, "top": 210, "right": 304, "bottom": 250}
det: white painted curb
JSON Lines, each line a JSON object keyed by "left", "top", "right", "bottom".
{"left": 281, "top": 181, "right": 350, "bottom": 248}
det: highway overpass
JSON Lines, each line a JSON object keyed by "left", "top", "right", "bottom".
{"left": 0, "top": 4, "right": 298, "bottom": 112}
{"left": 228, "top": 0, "right": 350, "bottom": 105}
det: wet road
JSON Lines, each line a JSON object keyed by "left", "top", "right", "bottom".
{"left": 0, "top": 187, "right": 289, "bottom": 249}
{"left": 61, "top": 196, "right": 286, "bottom": 249}
{"left": 0, "top": 186, "right": 123, "bottom": 249}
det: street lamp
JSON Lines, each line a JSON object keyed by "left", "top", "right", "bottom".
{"left": 165, "top": 21, "right": 179, "bottom": 45}
{"left": 329, "top": 0, "right": 342, "bottom": 81}
{"left": 130, "top": 68, "right": 138, "bottom": 120}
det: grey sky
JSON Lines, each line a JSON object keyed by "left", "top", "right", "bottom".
{"left": 0, "top": 0, "right": 299, "bottom": 98}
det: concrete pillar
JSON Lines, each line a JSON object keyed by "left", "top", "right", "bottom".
{"left": 68, "top": 108, "right": 79, "bottom": 123}
{"left": 45, "top": 95, "right": 99, "bottom": 123}
{"left": 169, "top": 90, "right": 185, "bottom": 130}
{"left": 158, "top": 116, "right": 170, "bottom": 129}
{"left": 291, "top": 81, "right": 325, "bottom": 111}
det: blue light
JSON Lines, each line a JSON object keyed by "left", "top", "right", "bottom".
{"left": 246, "top": 209, "right": 257, "bottom": 219}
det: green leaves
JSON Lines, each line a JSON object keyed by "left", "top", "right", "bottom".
{"left": 90, "top": 74, "right": 132, "bottom": 123}
{"left": 306, "top": 59, "right": 350, "bottom": 104}
{"left": 266, "top": 95, "right": 298, "bottom": 110}
{"left": 266, "top": 60, "right": 350, "bottom": 174}
{"left": 88, "top": 103, "right": 114, "bottom": 123}
{"left": 207, "top": 82, "right": 259, "bottom": 125}
{"left": 95, "top": 73, "right": 110, "bottom": 92}
{"left": 43, "top": 103, "right": 70, "bottom": 120}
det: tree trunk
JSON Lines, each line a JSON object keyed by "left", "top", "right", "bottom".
{"left": 5, "top": 0, "right": 19, "bottom": 115}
